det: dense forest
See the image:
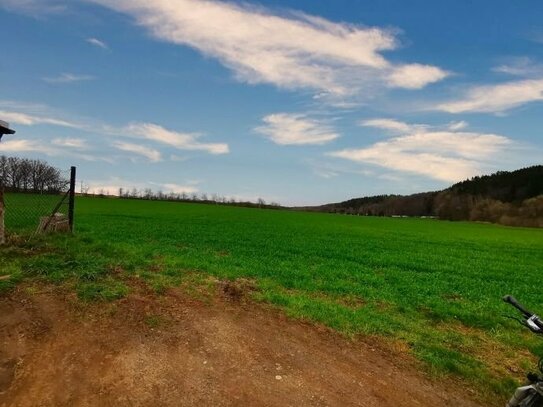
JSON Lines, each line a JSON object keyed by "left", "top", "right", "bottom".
{"left": 306, "top": 166, "right": 543, "bottom": 227}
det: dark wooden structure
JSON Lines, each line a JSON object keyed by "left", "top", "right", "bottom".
{"left": 0, "top": 120, "right": 15, "bottom": 141}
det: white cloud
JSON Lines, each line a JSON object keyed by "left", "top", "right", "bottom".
{"left": 124, "top": 123, "right": 229, "bottom": 155}
{"left": 0, "top": 109, "right": 81, "bottom": 128}
{"left": 112, "top": 141, "right": 162, "bottom": 162}
{"left": 436, "top": 78, "right": 543, "bottom": 113}
{"left": 85, "top": 177, "right": 141, "bottom": 196}
{"left": 387, "top": 64, "right": 449, "bottom": 89}
{"left": 329, "top": 121, "right": 513, "bottom": 182}
{"left": 51, "top": 138, "right": 88, "bottom": 149}
{"left": 0, "top": 138, "right": 104, "bottom": 162}
{"left": 447, "top": 121, "right": 468, "bottom": 131}
{"left": 1, "top": 101, "right": 229, "bottom": 158}
{"left": 360, "top": 118, "right": 414, "bottom": 134}
{"left": 361, "top": 118, "right": 469, "bottom": 134}
{"left": 256, "top": 113, "right": 339, "bottom": 145}
{"left": 492, "top": 58, "right": 543, "bottom": 88}
{"left": 153, "top": 183, "right": 199, "bottom": 194}
{"left": 88, "top": 0, "right": 448, "bottom": 99}
{"left": 0, "top": 139, "right": 55, "bottom": 154}
{"left": 86, "top": 182, "right": 128, "bottom": 196}
{"left": 43, "top": 73, "right": 96, "bottom": 84}
{"left": 360, "top": 118, "right": 468, "bottom": 134}
{"left": 0, "top": 0, "right": 66, "bottom": 15}
{"left": 87, "top": 37, "right": 109, "bottom": 49}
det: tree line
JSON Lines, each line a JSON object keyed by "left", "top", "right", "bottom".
{"left": 308, "top": 165, "right": 543, "bottom": 228}
{"left": 0, "top": 155, "right": 68, "bottom": 193}
{"left": 84, "top": 187, "right": 282, "bottom": 210}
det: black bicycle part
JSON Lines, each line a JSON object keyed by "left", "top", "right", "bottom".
{"left": 503, "top": 295, "right": 534, "bottom": 318}
{"left": 524, "top": 392, "right": 543, "bottom": 407}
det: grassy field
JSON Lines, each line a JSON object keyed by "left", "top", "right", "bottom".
{"left": 2, "top": 194, "right": 543, "bottom": 399}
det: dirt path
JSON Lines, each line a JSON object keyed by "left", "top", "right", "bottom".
{"left": 0, "top": 283, "right": 485, "bottom": 407}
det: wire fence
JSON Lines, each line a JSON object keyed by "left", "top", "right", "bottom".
{"left": 0, "top": 166, "right": 76, "bottom": 239}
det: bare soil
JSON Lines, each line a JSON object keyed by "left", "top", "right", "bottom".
{"left": 0, "top": 282, "right": 486, "bottom": 407}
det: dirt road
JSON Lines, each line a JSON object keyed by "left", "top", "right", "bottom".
{"left": 0, "top": 283, "right": 485, "bottom": 407}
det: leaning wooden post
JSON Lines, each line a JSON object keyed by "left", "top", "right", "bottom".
{"left": 0, "top": 185, "right": 5, "bottom": 245}
{"left": 68, "top": 166, "right": 76, "bottom": 233}
{"left": 0, "top": 121, "right": 16, "bottom": 244}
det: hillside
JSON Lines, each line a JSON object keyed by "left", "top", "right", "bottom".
{"left": 448, "top": 166, "right": 543, "bottom": 202}
{"left": 306, "top": 166, "right": 543, "bottom": 227}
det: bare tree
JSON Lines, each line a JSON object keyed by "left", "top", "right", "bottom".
{"left": 0, "top": 155, "right": 66, "bottom": 193}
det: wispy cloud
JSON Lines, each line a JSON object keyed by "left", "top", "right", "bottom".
{"left": 492, "top": 57, "right": 543, "bottom": 78}
{"left": 0, "top": 109, "right": 82, "bottom": 128}
{"left": 112, "top": 141, "right": 162, "bottom": 162}
{"left": 0, "top": 101, "right": 230, "bottom": 159}
{"left": 435, "top": 78, "right": 543, "bottom": 114}
{"left": 51, "top": 138, "right": 89, "bottom": 149}
{"left": 0, "top": 138, "right": 107, "bottom": 162}
{"left": 256, "top": 113, "right": 339, "bottom": 145}
{"left": 0, "top": 139, "right": 56, "bottom": 154}
{"left": 88, "top": 0, "right": 448, "bottom": 101}
{"left": 86, "top": 37, "right": 109, "bottom": 49}
{"left": 360, "top": 118, "right": 416, "bottom": 134}
{"left": 0, "top": 0, "right": 66, "bottom": 15}
{"left": 527, "top": 29, "right": 543, "bottom": 45}
{"left": 329, "top": 120, "right": 514, "bottom": 182}
{"left": 124, "top": 123, "right": 229, "bottom": 155}
{"left": 360, "top": 118, "right": 468, "bottom": 134}
{"left": 43, "top": 73, "right": 95, "bottom": 84}
{"left": 86, "top": 178, "right": 132, "bottom": 196}
{"left": 313, "top": 167, "right": 339, "bottom": 179}
{"left": 447, "top": 121, "right": 468, "bottom": 131}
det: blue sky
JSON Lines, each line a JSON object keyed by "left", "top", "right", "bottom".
{"left": 0, "top": 0, "right": 542, "bottom": 205}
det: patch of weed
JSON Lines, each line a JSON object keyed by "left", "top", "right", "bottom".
{"left": 77, "top": 278, "right": 129, "bottom": 301}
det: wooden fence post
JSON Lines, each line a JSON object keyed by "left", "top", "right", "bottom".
{"left": 0, "top": 187, "right": 5, "bottom": 245}
{"left": 68, "top": 166, "right": 76, "bottom": 232}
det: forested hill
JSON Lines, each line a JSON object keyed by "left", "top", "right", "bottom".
{"left": 449, "top": 165, "right": 543, "bottom": 202}
{"left": 303, "top": 165, "right": 543, "bottom": 227}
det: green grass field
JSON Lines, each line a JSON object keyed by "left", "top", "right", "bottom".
{"left": 3, "top": 192, "right": 68, "bottom": 232}
{"left": 2, "top": 194, "right": 543, "bottom": 399}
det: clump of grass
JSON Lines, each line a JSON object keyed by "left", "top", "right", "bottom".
{"left": 0, "top": 263, "right": 23, "bottom": 293}
{"left": 144, "top": 314, "right": 166, "bottom": 329}
{"left": 77, "top": 278, "right": 129, "bottom": 301}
